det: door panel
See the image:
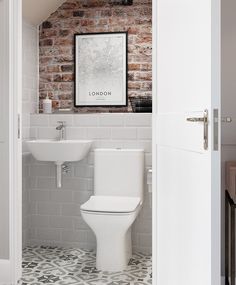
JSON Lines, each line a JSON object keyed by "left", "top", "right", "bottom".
{"left": 157, "top": 147, "right": 211, "bottom": 284}
{"left": 155, "top": 0, "right": 221, "bottom": 284}
{"left": 157, "top": 111, "right": 206, "bottom": 152}
{"left": 157, "top": 1, "right": 211, "bottom": 113}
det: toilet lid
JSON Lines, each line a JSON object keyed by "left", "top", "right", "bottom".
{"left": 80, "top": 196, "right": 141, "bottom": 213}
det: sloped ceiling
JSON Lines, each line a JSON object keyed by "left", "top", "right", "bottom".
{"left": 22, "top": 0, "right": 66, "bottom": 26}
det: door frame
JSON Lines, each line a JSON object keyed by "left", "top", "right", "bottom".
{"left": 10, "top": 0, "right": 22, "bottom": 281}
{"left": 0, "top": 0, "right": 22, "bottom": 283}
{"left": 152, "top": 1, "right": 158, "bottom": 284}
{"left": 6, "top": 0, "right": 159, "bottom": 283}
{"left": 4, "top": 0, "right": 222, "bottom": 284}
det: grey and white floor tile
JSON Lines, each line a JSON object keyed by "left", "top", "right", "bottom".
{"left": 20, "top": 246, "right": 152, "bottom": 285}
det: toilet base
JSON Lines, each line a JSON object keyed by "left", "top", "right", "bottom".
{"left": 81, "top": 207, "right": 141, "bottom": 272}
{"left": 96, "top": 228, "right": 132, "bottom": 271}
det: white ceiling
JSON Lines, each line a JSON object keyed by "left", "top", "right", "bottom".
{"left": 22, "top": 0, "right": 66, "bottom": 26}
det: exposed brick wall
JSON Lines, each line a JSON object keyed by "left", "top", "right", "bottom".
{"left": 39, "top": 0, "right": 152, "bottom": 113}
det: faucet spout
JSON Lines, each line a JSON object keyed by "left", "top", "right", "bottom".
{"left": 56, "top": 121, "right": 66, "bottom": 140}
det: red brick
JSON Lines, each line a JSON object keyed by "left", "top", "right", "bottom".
{"left": 47, "top": 65, "right": 61, "bottom": 73}
{"left": 140, "top": 63, "right": 152, "bottom": 71}
{"left": 39, "top": 47, "right": 60, "bottom": 57}
{"left": 58, "top": 93, "right": 72, "bottom": 100}
{"left": 59, "top": 30, "right": 71, "bottom": 37}
{"left": 135, "top": 72, "right": 152, "bottom": 81}
{"left": 59, "top": 82, "right": 73, "bottom": 91}
{"left": 53, "top": 74, "right": 62, "bottom": 82}
{"left": 39, "top": 66, "right": 46, "bottom": 73}
{"left": 128, "top": 72, "right": 135, "bottom": 81}
{"left": 128, "top": 82, "right": 141, "bottom": 90}
{"left": 39, "top": 83, "right": 46, "bottom": 91}
{"left": 60, "top": 2, "right": 77, "bottom": 10}
{"left": 57, "top": 10, "right": 73, "bottom": 18}
{"left": 135, "top": 18, "right": 152, "bottom": 25}
{"left": 61, "top": 65, "right": 73, "bottom": 72}
{"left": 39, "top": 0, "right": 152, "bottom": 113}
{"left": 52, "top": 100, "right": 60, "bottom": 109}
{"left": 128, "top": 27, "right": 139, "bottom": 34}
{"left": 40, "top": 57, "right": 53, "bottom": 65}
{"left": 42, "top": 21, "right": 52, "bottom": 29}
{"left": 59, "top": 100, "right": 72, "bottom": 108}
{"left": 53, "top": 55, "right": 73, "bottom": 63}
{"left": 41, "top": 74, "right": 53, "bottom": 82}
{"left": 58, "top": 47, "right": 73, "bottom": 55}
{"left": 41, "top": 29, "right": 58, "bottom": 38}
{"left": 62, "top": 74, "right": 74, "bottom": 82}
{"left": 129, "top": 63, "right": 141, "bottom": 71}
{"left": 98, "top": 19, "right": 108, "bottom": 26}
{"left": 80, "top": 19, "right": 89, "bottom": 26}
{"left": 101, "top": 10, "right": 112, "bottom": 17}
{"left": 136, "top": 35, "right": 152, "bottom": 44}
{"left": 141, "top": 81, "right": 152, "bottom": 91}
{"left": 73, "top": 10, "right": 85, "bottom": 17}
{"left": 54, "top": 38, "right": 73, "bottom": 46}
{"left": 40, "top": 39, "right": 53, "bottom": 46}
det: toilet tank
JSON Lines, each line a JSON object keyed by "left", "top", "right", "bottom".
{"left": 94, "top": 149, "right": 144, "bottom": 199}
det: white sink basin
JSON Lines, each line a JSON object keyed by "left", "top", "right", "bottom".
{"left": 26, "top": 139, "right": 92, "bottom": 163}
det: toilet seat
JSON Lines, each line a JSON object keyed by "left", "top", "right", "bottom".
{"left": 80, "top": 195, "right": 141, "bottom": 214}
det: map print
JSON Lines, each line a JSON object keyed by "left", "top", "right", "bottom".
{"left": 75, "top": 33, "right": 126, "bottom": 106}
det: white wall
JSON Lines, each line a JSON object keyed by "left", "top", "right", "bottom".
{"left": 221, "top": 0, "right": 236, "bottom": 276}
{"left": 25, "top": 113, "right": 152, "bottom": 254}
{"left": 22, "top": 20, "right": 38, "bottom": 143}
{"left": 22, "top": 20, "right": 38, "bottom": 248}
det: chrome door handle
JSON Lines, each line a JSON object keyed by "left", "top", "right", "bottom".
{"left": 187, "top": 117, "right": 205, "bottom": 122}
{"left": 186, "top": 109, "right": 208, "bottom": 150}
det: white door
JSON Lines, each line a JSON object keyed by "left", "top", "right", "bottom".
{"left": 153, "top": 0, "right": 221, "bottom": 284}
{"left": 0, "top": 0, "right": 22, "bottom": 284}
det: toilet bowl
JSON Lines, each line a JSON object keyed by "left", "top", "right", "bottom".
{"left": 81, "top": 196, "right": 142, "bottom": 271}
{"left": 80, "top": 149, "right": 144, "bottom": 272}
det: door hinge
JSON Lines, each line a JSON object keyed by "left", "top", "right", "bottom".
{"left": 214, "top": 109, "right": 219, "bottom": 151}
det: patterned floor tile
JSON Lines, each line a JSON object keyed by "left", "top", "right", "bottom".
{"left": 20, "top": 246, "right": 152, "bottom": 285}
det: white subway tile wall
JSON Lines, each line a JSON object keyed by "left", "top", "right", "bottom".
{"left": 22, "top": 21, "right": 38, "bottom": 142}
{"left": 22, "top": 154, "right": 30, "bottom": 248}
{"left": 24, "top": 113, "right": 152, "bottom": 254}
{"left": 22, "top": 21, "right": 38, "bottom": 247}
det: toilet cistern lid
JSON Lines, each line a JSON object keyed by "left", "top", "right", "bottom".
{"left": 80, "top": 196, "right": 141, "bottom": 213}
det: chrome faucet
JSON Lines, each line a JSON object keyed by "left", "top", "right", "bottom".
{"left": 56, "top": 121, "right": 66, "bottom": 140}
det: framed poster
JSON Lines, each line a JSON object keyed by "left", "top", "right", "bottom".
{"left": 74, "top": 32, "right": 127, "bottom": 107}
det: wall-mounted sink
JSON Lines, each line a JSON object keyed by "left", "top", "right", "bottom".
{"left": 27, "top": 139, "right": 92, "bottom": 163}
{"left": 26, "top": 139, "right": 93, "bottom": 188}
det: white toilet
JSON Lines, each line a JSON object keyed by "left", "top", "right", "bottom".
{"left": 80, "top": 148, "right": 144, "bottom": 272}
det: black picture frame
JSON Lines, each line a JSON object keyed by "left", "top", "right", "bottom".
{"left": 74, "top": 32, "right": 128, "bottom": 108}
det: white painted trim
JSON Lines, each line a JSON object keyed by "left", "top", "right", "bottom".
{"left": 152, "top": 0, "right": 157, "bottom": 284}
{"left": 2, "top": 1, "right": 221, "bottom": 285}
{"left": 0, "top": 260, "right": 11, "bottom": 285}
{"left": 0, "top": 0, "right": 22, "bottom": 284}
{"left": 9, "top": 0, "right": 22, "bottom": 281}
{"left": 211, "top": 0, "right": 221, "bottom": 283}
